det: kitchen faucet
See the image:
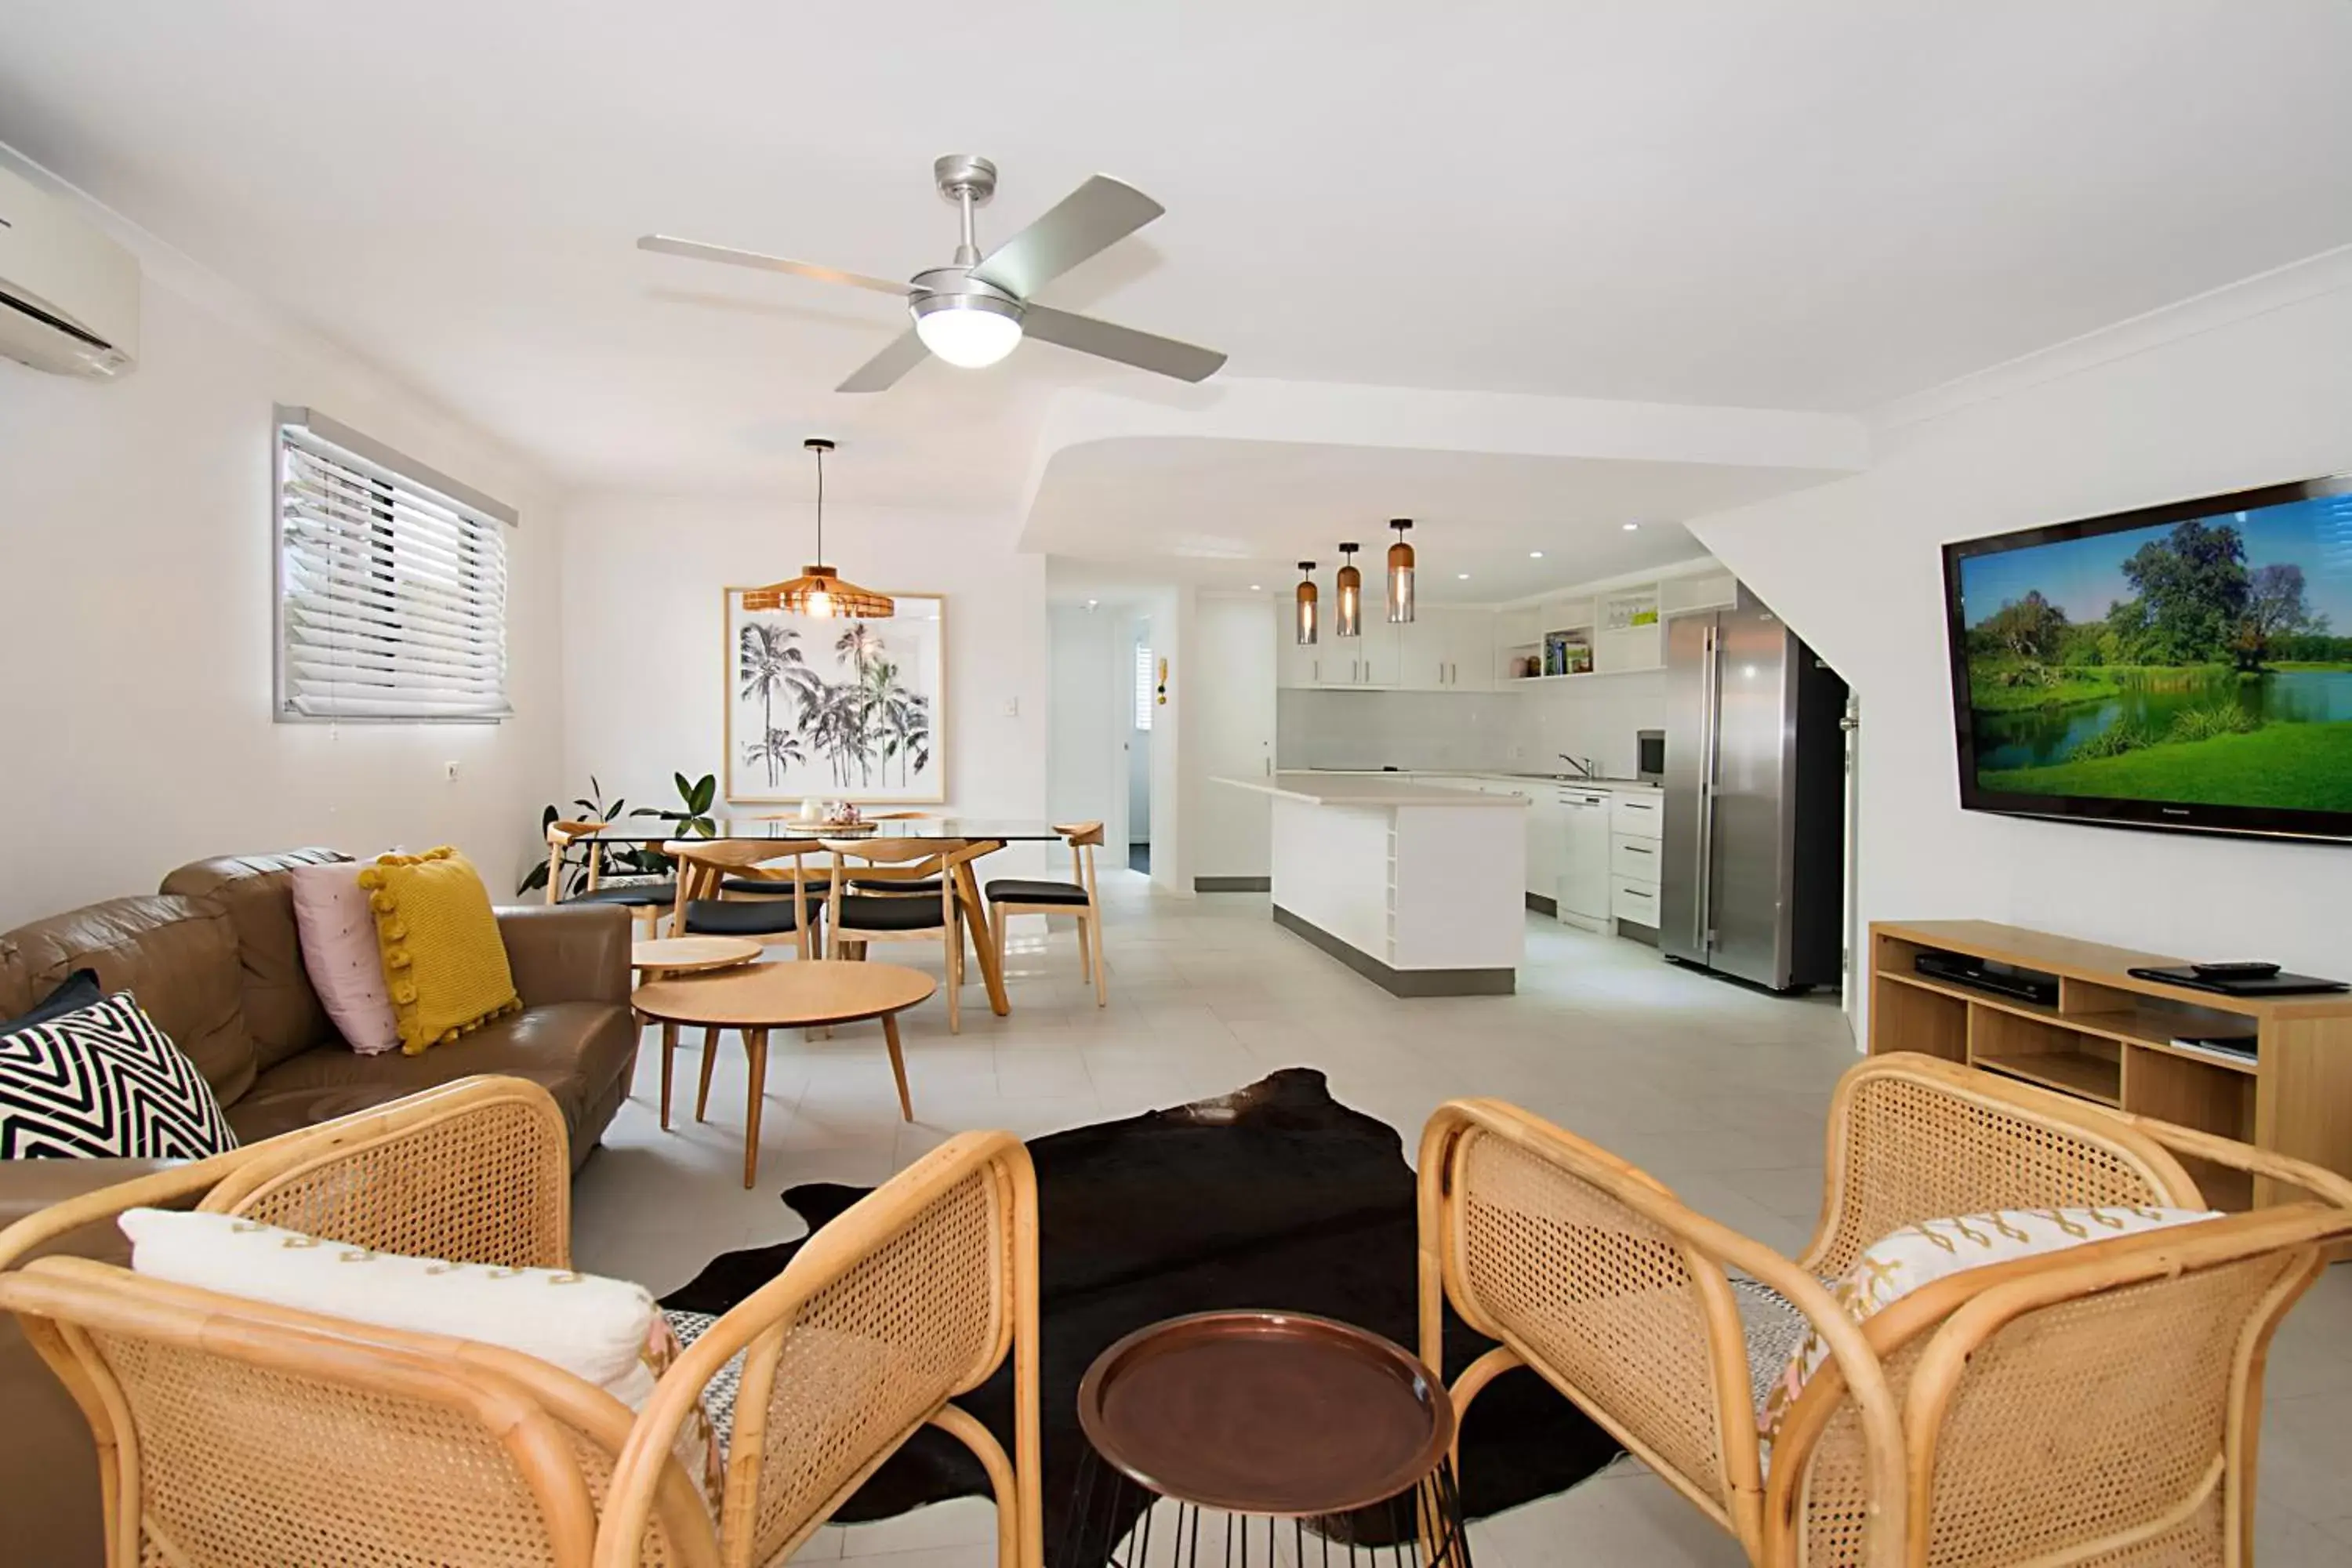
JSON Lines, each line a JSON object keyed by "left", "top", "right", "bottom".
{"left": 1558, "top": 753, "right": 1598, "bottom": 779}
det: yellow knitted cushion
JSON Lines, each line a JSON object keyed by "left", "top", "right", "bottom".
{"left": 356, "top": 848, "right": 521, "bottom": 1055}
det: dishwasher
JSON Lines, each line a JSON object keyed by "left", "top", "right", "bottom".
{"left": 1554, "top": 786, "right": 1613, "bottom": 929}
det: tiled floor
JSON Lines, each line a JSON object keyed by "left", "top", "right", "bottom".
{"left": 575, "top": 871, "right": 2352, "bottom": 1566}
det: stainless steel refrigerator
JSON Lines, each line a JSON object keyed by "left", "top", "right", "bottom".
{"left": 1659, "top": 589, "right": 1847, "bottom": 991}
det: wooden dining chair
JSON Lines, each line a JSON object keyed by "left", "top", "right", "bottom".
{"left": 545, "top": 819, "right": 676, "bottom": 940}
{"left": 985, "top": 822, "right": 1106, "bottom": 1007}
{"left": 823, "top": 837, "right": 971, "bottom": 1033}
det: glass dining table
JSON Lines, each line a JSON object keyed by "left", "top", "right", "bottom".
{"left": 577, "top": 816, "right": 1071, "bottom": 1018}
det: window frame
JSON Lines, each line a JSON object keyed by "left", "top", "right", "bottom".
{"left": 271, "top": 405, "right": 517, "bottom": 725}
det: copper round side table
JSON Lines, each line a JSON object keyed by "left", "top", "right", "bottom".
{"left": 1065, "top": 1310, "right": 1471, "bottom": 1568}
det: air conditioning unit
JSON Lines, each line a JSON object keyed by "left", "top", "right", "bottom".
{"left": 0, "top": 162, "right": 139, "bottom": 379}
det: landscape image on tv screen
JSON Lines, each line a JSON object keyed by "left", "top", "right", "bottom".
{"left": 1953, "top": 481, "right": 2352, "bottom": 817}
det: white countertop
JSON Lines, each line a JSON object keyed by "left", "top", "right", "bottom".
{"left": 1214, "top": 772, "right": 1533, "bottom": 808}
{"left": 1294, "top": 769, "right": 1662, "bottom": 793}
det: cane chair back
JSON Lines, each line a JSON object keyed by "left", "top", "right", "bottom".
{"left": 1764, "top": 1204, "right": 2347, "bottom": 1568}
{"left": 822, "top": 839, "right": 969, "bottom": 1032}
{"left": 0, "top": 1258, "right": 719, "bottom": 1568}
{"left": 0, "top": 1078, "right": 574, "bottom": 1282}
{"left": 1802, "top": 1054, "right": 2200, "bottom": 1276}
{"left": 598, "top": 1131, "right": 1043, "bottom": 1568}
{"left": 198, "top": 1076, "right": 572, "bottom": 1268}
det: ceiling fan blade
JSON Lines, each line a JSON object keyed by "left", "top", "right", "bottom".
{"left": 637, "top": 235, "right": 910, "bottom": 299}
{"left": 969, "top": 176, "right": 1164, "bottom": 299}
{"left": 1019, "top": 304, "right": 1226, "bottom": 383}
{"left": 835, "top": 328, "right": 931, "bottom": 394}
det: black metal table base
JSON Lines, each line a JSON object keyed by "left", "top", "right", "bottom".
{"left": 1058, "top": 1446, "right": 1474, "bottom": 1568}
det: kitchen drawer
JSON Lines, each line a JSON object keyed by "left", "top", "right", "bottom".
{"left": 1612, "top": 881, "right": 1661, "bottom": 927}
{"left": 1610, "top": 833, "right": 1663, "bottom": 882}
{"left": 1610, "top": 790, "right": 1664, "bottom": 838}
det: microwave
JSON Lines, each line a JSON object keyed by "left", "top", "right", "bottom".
{"left": 1636, "top": 730, "right": 1665, "bottom": 784}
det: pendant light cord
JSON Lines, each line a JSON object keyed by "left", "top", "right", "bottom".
{"left": 814, "top": 441, "right": 825, "bottom": 566}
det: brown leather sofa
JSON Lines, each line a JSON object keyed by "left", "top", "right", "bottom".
{"left": 0, "top": 848, "right": 638, "bottom": 1567}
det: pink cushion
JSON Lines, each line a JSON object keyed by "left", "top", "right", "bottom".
{"left": 287, "top": 860, "right": 401, "bottom": 1055}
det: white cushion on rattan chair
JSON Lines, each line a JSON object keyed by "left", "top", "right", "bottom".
{"left": 1756, "top": 1204, "right": 2219, "bottom": 1455}
{"left": 121, "top": 1208, "right": 658, "bottom": 1397}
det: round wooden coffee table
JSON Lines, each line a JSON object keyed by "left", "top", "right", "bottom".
{"left": 633, "top": 960, "right": 937, "bottom": 1188}
{"left": 630, "top": 936, "right": 763, "bottom": 975}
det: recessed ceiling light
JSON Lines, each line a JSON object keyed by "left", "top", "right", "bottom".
{"left": 1457, "top": 572, "right": 1470, "bottom": 580}
{"left": 1529, "top": 551, "right": 1544, "bottom": 559}
{"left": 1622, "top": 522, "right": 1639, "bottom": 532}
{"left": 1249, "top": 583, "right": 1261, "bottom": 591}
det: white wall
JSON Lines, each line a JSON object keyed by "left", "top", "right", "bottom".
{"left": 557, "top": 493, "right": 1050, "bottom": 869}
{"left": 1688, "top": 278, "right": 2352, "bottom": 995}
{"left": 1047, "top": 604, "right": 1121, "bottom": 837}
{"left": 1127, "top": 626, "right": 1152, "bottom": 845}
{"left": 1188, "top": 593, "right": 1277, "bottom": 880}
{"left": 1520, "top": 671, "right": 1670, "bottom": 779}
{"left": 0, "top": 202, "right": 564, "bottom": 925}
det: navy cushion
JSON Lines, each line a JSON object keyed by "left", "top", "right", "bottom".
{"left": 985, "top": 878, "right": 1090, "bottom": 908}
{"left": 833, "top": 895, "right": 951, "bottom": 933}
{"left": 571, "top": 881, "right": 677, "bottom": 909}
{"left": 1, "top": 968, "right": 102, "bottom": 1039}
{"left": 681, "top": 898, "right": 809, "bottom": 937}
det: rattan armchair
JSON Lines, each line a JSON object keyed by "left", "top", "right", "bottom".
{"left": 1417, "top": 1052, "right": 2352, "bottom": 1568}
{"left": 0, "top": 1079, "right": 1042, "bottom": 1568}
{"left": 600, "top": 1128, "right": 1043, "bottom": 1568}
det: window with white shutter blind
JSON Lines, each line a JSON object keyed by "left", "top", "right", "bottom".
{"left": 274, "top": 407, "right": 515, "bottom": 722}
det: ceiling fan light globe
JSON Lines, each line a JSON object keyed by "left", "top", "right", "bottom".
{"left": 912, "top": 295, "right": 1024, "bottom": 368}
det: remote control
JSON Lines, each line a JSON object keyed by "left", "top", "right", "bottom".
{"left": 2190, "top": 961, "right": 2281, "bottom": 979}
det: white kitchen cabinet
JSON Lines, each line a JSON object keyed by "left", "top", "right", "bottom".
{"left": 1276, "top": 625, "right": 1323, "bottom": 689}
{"left": 1399, "top": 608, "right": 1498, "bottom": 691}
{"left": 1525, "top": 795, "right": 1566, "bottom": 901}
{"left": 1555, "top": 787, "right": 1613, "bottom": 928}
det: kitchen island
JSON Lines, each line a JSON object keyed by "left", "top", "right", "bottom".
{"left": 1211, "top": 772, "right": 1528, "bottom": 995}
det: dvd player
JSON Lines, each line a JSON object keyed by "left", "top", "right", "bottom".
{"left": 1914, "top": 949, "right": 2060, "bottom": 1006}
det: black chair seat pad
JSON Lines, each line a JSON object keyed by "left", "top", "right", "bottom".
{"left": 833, "top": 895, "right": 950, "bottom": 934}
{"left": 985, "top": 878, "right": 1090, "bottom": 908}
{"left": 571, "top": 881, "right": 677, "bottom": 909}
{"left": 682, "top": 898, "right": 809, "bottom": 937}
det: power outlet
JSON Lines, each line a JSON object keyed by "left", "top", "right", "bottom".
{"left": 1002, "top": 697, "right": 1021, "bottom": 718}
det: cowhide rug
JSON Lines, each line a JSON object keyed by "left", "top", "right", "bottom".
{"left": 663, "top": 1068, "right": 1620, "bottom": 1562}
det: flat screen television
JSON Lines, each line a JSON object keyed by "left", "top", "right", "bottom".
{"left": 1943, "top": 474, "right": 2352, "bottom": 843}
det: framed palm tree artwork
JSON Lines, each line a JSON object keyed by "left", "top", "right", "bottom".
{"left": 723, "top": 590, "right": 946, "bottom": 804}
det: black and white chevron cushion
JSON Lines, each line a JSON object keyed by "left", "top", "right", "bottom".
{"left": 0, "top": 992, "right": 238, "bottom": 1159}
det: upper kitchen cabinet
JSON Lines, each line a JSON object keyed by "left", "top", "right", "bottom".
{"left": 1400, "top": 607, "right": 1494, "bottom": 691}
{"left": 1593, "top": 588, "right": 1663, "bottom": 674}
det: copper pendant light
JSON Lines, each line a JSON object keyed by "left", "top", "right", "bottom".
{"left": 1385, "top": 518, "right": 1416, "bottom": 624}
{"left": 1294, "top": 561, "right": 1319, "bottom": 646}
{"left": 1334, "top": 543, "right": 1363, "bottom": 637}
{"left": 740, "top": 437, "right": 895, "bottom": 619}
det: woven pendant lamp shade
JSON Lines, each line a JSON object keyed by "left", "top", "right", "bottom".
{"left": 741, "top": 566, "right": 895, "bottom": 619}
{"left": 748, "top": 438, "right": 893, "bottom": 619}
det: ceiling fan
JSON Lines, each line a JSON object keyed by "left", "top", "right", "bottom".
{"left": 638, "top": 154, "right": 1227, "bottom": 394}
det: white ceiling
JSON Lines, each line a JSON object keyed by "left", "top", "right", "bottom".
{"left": 5, "top": 1, "right": 2350, "bottom": 526}
{"left": 1027, "top": 439, "right": 1831, "bottom": 603}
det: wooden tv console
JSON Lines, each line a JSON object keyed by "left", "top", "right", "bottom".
{"left": 1869, "top": 920, "right": 2352, "bottom": 1210}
